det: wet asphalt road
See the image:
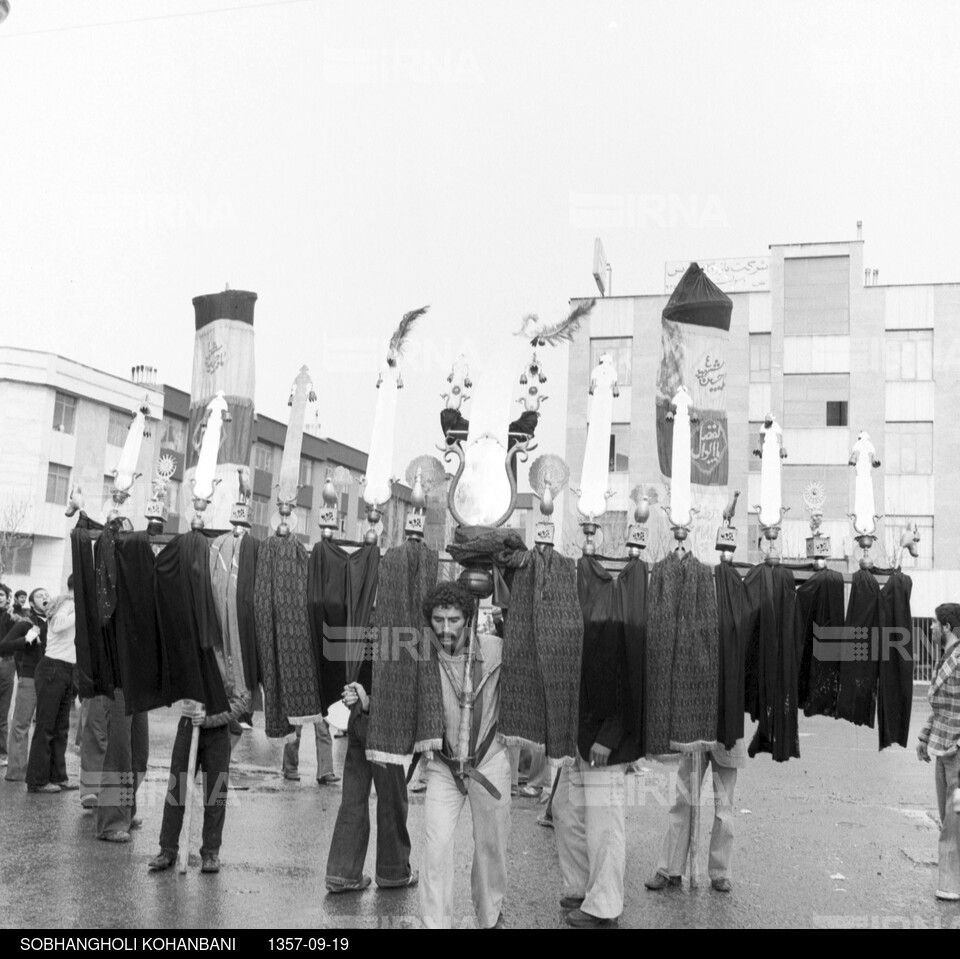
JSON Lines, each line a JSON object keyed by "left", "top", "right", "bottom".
{"left": 1, "top": 692, "right": 958, "bottom": 930}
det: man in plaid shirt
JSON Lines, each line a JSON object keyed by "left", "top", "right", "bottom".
{"left": 917, "top": 602, "right": 960, "bottom": 901}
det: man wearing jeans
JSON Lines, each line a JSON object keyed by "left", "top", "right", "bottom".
{"left": 917, "top": 602, "right": 960, "bottom": 901}
{"left": 0, "top": 585, "right": 16, "bottom": 768}
{"left": 324, "top": 686, "right": 414, "bottom": 893}
{"left": 147, "top": 648, "right": 252, "bottom": 874}
{"left": 26, "top": 579, "right": 79, "bottom": 793}
{"left": 1, "top": 588, "right": 50, "bottom": 782}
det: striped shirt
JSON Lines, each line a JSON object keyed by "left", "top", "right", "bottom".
{"left": 919, "top": 637, "right": 960, "bottom": 758}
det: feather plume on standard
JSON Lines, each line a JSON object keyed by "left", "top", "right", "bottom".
{"left": 517, "top": 299, "right": 596, "bottom": 347}
{"left": 388, "top": 305, "right": 429, "bottom": 361}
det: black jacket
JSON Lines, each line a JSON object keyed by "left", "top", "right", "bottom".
{"left": 0, "top": 611, "right": 48, "bottom": 679}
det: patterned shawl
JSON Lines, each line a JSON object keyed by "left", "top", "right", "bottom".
{"left": 499, "top": 547, "right": 582, "bottom": 763}
{"left": 254, "top": 535, "right": 322, "bottom": 737}
{"left": 365, "top": 540, "right": 439, "bottom": 762}
{"left": 645, "top": 550, "right": 719, "bottom": 755}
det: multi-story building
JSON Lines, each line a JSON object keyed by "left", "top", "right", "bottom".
{"left": 564, "top": 235, "right": 960, "bottom": 616}
{"left": 0, "top": 349, "right": 433, "bottom": 594}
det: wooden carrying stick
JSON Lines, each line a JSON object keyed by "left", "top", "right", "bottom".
{"left": 177, "top": 723, "right": 201, "bottom": 874}
{"left": 688, "top": 751, "right": 702, "bottom": 888}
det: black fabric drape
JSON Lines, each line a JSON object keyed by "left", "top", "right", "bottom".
{"left": 307, "top": 541, "right": 380, "bottom": 715}
{"left": 798, "top": 568, "right": 846, "bottom": 717}
{"left": 617, "top": 557, "right": 647, "bottom": 762}
{"left": 154, "top": 532, "right": 229, "bottom": 714}
{"left": 578, "top": 558, "right": 622, "bottom": 723}
{"left": 743, "top": 563, "right": 801, "bottom": 762}
{"left": 576, "top": 557, "right": 646, "bottom": 762}
{"left": 180, "top": 530, "right": 223, "bottom": 652}
{"left": 836, "top": 570, "right": 881, "bottom": 728}
{"left": 715, "top": 561, "right": 746, "bottom": 749}
{"left": 236, "top": 533, "right": 261, "bottom": 692}
{"left": 114, "top": 532, "right": 167, "bottom": 715}
{"left": 878, "top": 570, "right": 914, "bottom": 750}
{"left": 71, "top": 518, "right": 113, "bottom": 699}
{"left": 93, "top": 520, "right": 123, "bottom": 693}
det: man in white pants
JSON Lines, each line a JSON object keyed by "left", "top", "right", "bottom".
{"left": 645, "top": 739, "right": 745, "bottom": 893}
{"left": 553, "top": 751, "right": 628, "bottom": 927}
{"left": 418, "top": 582, "right": 510, "bottom": 930}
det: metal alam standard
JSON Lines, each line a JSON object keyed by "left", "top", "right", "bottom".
{"left": 65, "top": 279, "right": 921, "bottom": 915}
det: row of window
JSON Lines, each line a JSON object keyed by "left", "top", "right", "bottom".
{"left": 53, "top": 393, "right": 138, "bottom": 446}
{"left": 587, "top": 331, "right": 935, "bottom": 390}
{"left": 750, "top": 330, "right": 934, "bottom": 381}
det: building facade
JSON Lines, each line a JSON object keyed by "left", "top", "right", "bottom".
{"left": 564, "top": 237, "right": 960, "bottom": 616}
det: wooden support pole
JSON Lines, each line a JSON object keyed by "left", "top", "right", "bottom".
{"left": 177, "top": 723, "right": 201, "bottom": 874}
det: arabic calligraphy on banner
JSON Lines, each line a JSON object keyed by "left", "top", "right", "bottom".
{"left": 664, "top": 257, "right": 770, "bottom": 294}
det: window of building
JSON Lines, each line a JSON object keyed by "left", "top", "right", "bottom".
{"left": 886, "top": 330, "right": 933, "bottom": 381}
{"left": 53, "top": 392, "right": 77, "bottom": 434}
{"left": 609, "top": 424, "right": 630, "bottom": 472}
{"left": 590, "top": 337, "right": 632, "bottom": 387}
{"left": 299, "top": 458, "right": 314, "bottom": 488}
{"left": 886, "top": 422, "right": 933, "bottom": 474}
{"left": 106, "top": 409, "right": 130, "bottom": 447}
{"left": 160, "top": 416, "right": 187, "bottom": 451}
{"left": 749, "top": 334, "right": 771, "bottom": 383}
{"left": 4, "top": 536, "right": 34, "bottom": 577}
{"left": 102, "top": 475, "right": 115, "bottom": 506}
{"left": 251, "top": 493, "right": 270, "bottom": 528}
{"left": 46, "top": 463, "right": 72, "bottom": 505}
{"left": 254, "top": 444, "right": 275, "bottom": 473}
{"left": 826, "top": 401, "right": 848, "bottom": 427}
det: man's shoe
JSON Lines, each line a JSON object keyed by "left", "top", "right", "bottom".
{"left": 517, "top": 785, "right": 541, "bottom": 798}
{"left": 377, "top": 869, "right": 418, "bottom": 889}
{"left": 486, "top": 912, "right": 505, "bottom": 929}
{"left": 560, "top": 895, "right": 585, "bottom": 909}
{"left": 317, "top": 773, "right": 341, "bottom": 785}
{"left": 936, "top": 889, "right": 960, "bottom": 901}
{"left": 129, "top": 817, "right": 143, "bottom": 830}
{"left": 0, "top": 756, "right": 8, "bottom": 766}
{"left": 644, "top": 873, "right": 681, "bottom": 891}
{"left": 201, "top": 854, "right": 220, "bottom": 874}
{"left": 326, "top": 876, "right": 372, "bottom": 894}
{"left": 536, "top": 812, "right": 554, "bottom": 829}
{"left": 410, "top": 781, "right": 427, "bottom": 794}
{"left": 80, "top": 795, "right": 98, "bottom": 809}
{"left": 283, "top": 772, "right": 301, "bottom": 782}
{"left": 58, "top": 781, "right": 80, "bottom": 791}
{"left": 29, "top": 783, "right": 63, "bottom": 794}
{"left": 99, "top": 831, "right": 131, "bottom": 843}
{"left": 565, "top": 908, "right": 618, "bottom": 929}
{"left": 711, "top": 878, "right": 732, "bottom": 893}
{"left": 148, "top": 852, "right": 175, "bottom": 871}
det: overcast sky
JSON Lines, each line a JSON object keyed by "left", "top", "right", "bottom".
{"left": 2, "top": 0, "right": 958, "bottom": 488}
